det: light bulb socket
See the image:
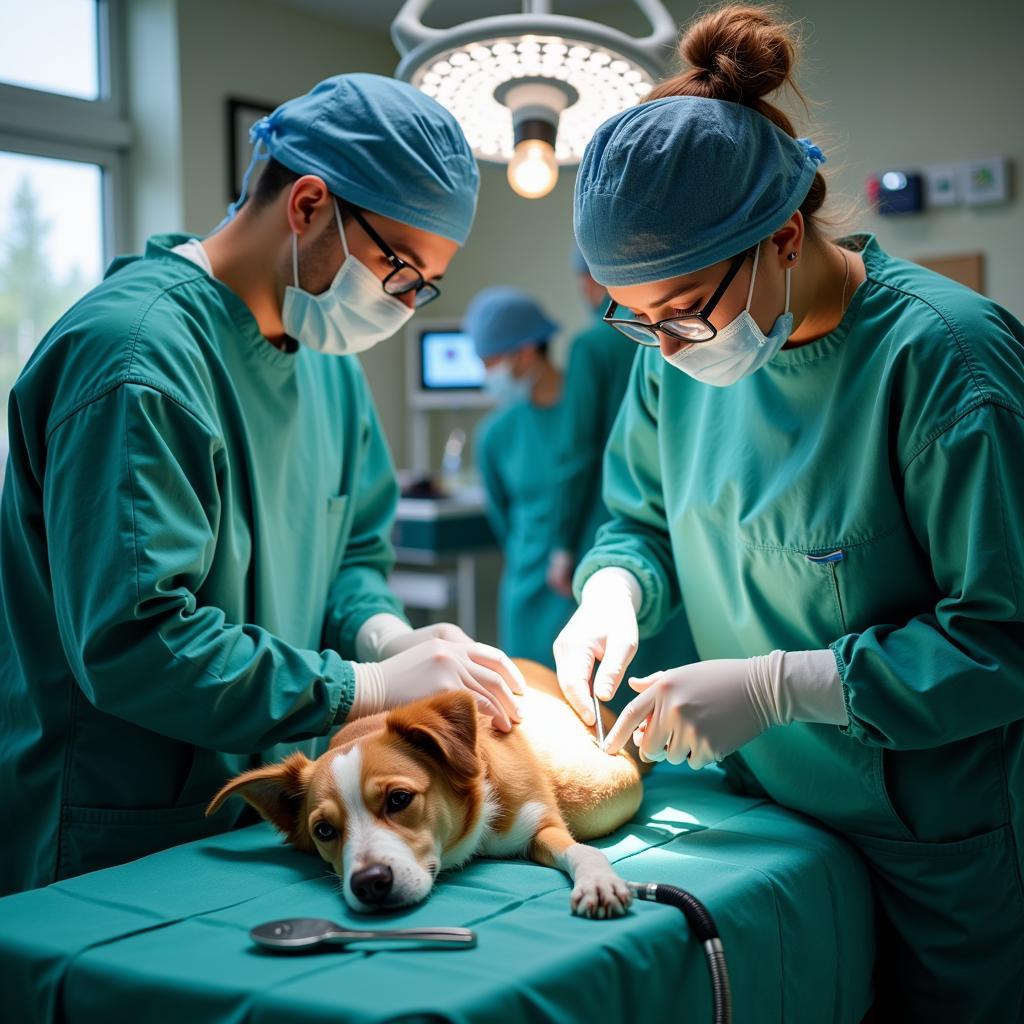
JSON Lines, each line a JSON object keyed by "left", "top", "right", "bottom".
{"left": 496, "top": 77, "right": 577, "bottom": 154}
{"left": 513, "top": 117, "right": 557, "bottom": 149}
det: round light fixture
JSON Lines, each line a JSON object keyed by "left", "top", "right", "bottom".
{"left": 392, "top": 1, "right": 676, "bottom": 197}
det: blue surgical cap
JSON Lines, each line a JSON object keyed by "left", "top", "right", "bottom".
{"left": 229, "top": 73, "right": 479, "bottom": 245}
{"left": 574, "top": 96, "right": 826, "bottom": 286}
{"left": 464, "top": 287, "right": 559, "bottom": 359}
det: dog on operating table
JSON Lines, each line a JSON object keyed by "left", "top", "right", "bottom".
{"left": 207, "top": 660, "right": 645, "bottom": 917}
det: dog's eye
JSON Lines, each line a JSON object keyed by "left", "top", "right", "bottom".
{"left": 312, "top": 820, "right": 337, "bottom": 842}
{"left": 386, "top": 790, "right": 413, "bottom": 814}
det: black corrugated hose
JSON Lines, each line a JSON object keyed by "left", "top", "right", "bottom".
{"left": 626, "top": 881, "right": 732, "bottom": 1024}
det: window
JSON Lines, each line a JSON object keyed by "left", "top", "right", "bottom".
{"left": 0, "top": 0, "right": 128, "bottom": 482}
{"left": 0, "top": 0, "right": 100, "bottom": 99}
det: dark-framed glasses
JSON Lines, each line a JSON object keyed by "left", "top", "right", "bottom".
{"left": 341, "top": 203, "right": 441, "bottom": 309}
{"left": 603, "top": 246, "right": 754, "bottom": 347}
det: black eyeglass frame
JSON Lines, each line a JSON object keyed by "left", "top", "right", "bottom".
{"left": 340, "top": 201, "right": 441, "bottom": 309}
{"left": 602, "top": 246, "right": 756, "bottom": 347}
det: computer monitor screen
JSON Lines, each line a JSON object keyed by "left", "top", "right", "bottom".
{"left": 420, "top": 330, "right": 486, "bottom": 390}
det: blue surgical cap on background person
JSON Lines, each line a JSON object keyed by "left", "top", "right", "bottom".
{"left": 574, "top": 96, "right": 826, "bottom": 287}
{"left": 465, "top": 287, "right": 559, "bottom": 359}
{"left": 227, "top": 73, "right": 480, "bottom": 245}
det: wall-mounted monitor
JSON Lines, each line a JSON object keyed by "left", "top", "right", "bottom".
{"left": 406, "top": 320, "right": 494, "bottom": 410}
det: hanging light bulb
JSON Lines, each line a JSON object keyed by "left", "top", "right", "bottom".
{"left": 508, "top": 139, "right": 559, "bottom": 198}
{"left": 497, "top": 80, "right": 573, "bottom": 199}
{"left": 391, "top": 1, "right": 675, "bottom": 198}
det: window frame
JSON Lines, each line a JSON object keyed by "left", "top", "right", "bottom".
{"left": 0, "top": 0, "right": 131, "bottom": 262}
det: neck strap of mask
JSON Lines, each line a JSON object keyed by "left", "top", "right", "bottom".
{"left": 744, "top": 245, "right": 761, "bottom": 310}
{"left": 744, "top": 243, "right": 791, "bottom": 315}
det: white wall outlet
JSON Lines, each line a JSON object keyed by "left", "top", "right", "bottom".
{"left": 958, "top": 156, "right": 1010, "bottom": 206}
{"left": 922, "top": 164, "right": 959, "bottom": 207}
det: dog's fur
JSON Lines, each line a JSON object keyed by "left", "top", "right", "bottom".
{"left": 207, "top": 660, "right": 644, "bottom": 916}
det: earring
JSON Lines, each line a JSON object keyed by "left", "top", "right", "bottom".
{"left": 787, "top": 251, "right": 798, "bottom": 262}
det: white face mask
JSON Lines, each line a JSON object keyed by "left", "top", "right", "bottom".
{"left": 281, "top": 199, "right": 414, "bottom": 356}
{"left": 484, "top": 361, "right": 535, "bottom": 405}
{"left": 665, "top": 244, "right": 793, "bottom": 387}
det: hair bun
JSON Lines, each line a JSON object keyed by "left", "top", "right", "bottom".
{"left": 679, "top": 5, "right": 798, "bottom": 106}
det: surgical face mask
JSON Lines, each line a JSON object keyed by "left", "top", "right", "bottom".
{"left": 664, "top": 244, "right": 793, "bottom": 387}
{"left": 484, "top": 361, "right": 534, "bottom": 405}
{"left": 281, "top": 199, "right": 414, "bottom": 356}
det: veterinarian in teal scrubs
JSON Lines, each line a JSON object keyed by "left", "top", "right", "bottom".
{"left": 555, "top": 8, "right": 1024, "bottom": 1021}
{"left": 0, "top": 74, "right": 527, "bottom": 896}
{"left": 466, "top": 287, "right": 577, "bottom": 668}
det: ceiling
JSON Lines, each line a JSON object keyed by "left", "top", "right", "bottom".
{"left": 271, "top": 0, "right": 621, "bottom": 34}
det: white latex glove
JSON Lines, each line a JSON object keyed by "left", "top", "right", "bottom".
{"left": 351, "top": 638, "right": 527, "bottom": 732}
{"left": 355, "top": 613, "right": 478, "bottom": 661}
{"left": 546, "top": 549, "right": 575, "bottom": 598}
{"left": 602, "top": 650, "right": 849, "bottom": 769}
{"left": 553, "top": 568, "right": 642, "bottom": 726}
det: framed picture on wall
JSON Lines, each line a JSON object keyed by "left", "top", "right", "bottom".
{"left": 226, "top": 97, "right": 277, "bottom": 203}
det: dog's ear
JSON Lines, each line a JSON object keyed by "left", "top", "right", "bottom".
{"left": 206, "top": 751, "right": 314, "bottom": 847}
{"left": 387, "top": 691, "right": 480, "bottom": 789}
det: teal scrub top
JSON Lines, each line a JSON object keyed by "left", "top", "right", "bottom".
{"left": 576, "top": 235, "right": 1024, "bottom": 1019}
{"left": 0, "top": 234, "right": 406, "bottom": 895}
{"left": 475, "top": 399, "right": 577, "bottom": 668}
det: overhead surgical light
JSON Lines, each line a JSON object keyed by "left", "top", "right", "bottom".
{"left": 392, "top": 0, "right": 676, "bottom": 199}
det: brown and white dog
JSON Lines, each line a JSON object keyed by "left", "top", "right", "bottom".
{"left": 207, "top": 660, "right": 644, "bottom": 917}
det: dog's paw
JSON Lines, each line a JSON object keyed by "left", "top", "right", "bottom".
{"left": 570, "top": 867, "right": 633, "bottom": 919}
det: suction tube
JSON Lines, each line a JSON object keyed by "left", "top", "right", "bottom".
{"left": 626, "top": 881, "right": 732, "bottom": 1024}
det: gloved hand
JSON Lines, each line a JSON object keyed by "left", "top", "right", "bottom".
{"left": 602, "top": 650, "right": 849, "bottom": 769}
{"left": 553, "top": 568, "right": 642, "bottom": 726}
{"left": 546, "top": 549, "right": 575, "bottom": 598}
{"left": 352, "top": 637, "right": 526, "bottom": 732}
{"left": 355, "top": 614, "right": 474, "bottom": 661}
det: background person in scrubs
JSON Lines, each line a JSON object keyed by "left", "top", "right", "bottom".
{"left": 0, "top": 73, "right": 526, "bottom": 896}
{"left": 556, "top": 6, "right": 1024, "bottom": 1020}
{"left": 467, "top": 287, "right": 577, "bottom": 668}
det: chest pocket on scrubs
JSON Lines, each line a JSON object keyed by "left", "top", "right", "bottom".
{"left": 808, "top": 524, "right": 936, "bottom": 639}
{"left": 805, "top": 549, "right": 848, "bottom": 633}
{"left": 325, "top": 494, "right": 352, "bottom": 574}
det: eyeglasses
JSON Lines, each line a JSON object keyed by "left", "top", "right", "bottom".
{"left": 341, "top": 203, "right": 441, "bottom": 309}
{"left": 602, "top": 247, "right": 754, "bottom": 347}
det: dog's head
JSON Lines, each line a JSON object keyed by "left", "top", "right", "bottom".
{"left": 207, "top": 690, "right": 483, "bottom": 912}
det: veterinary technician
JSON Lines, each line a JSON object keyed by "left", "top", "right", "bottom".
{"left": 555, "top": 6, "right": 1024, "bottom": 1020}
{"left": 466, "top": 287, "right": 576, "bottom": 669}
{"left": 547, "top": 245, "right": 699, "bottom": 706}
{"left": 0, "top": 73, "right": 527, "bottom": 897}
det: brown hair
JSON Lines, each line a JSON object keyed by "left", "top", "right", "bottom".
{"left": 647, "top": 4, "right": 828, "bottom": 234}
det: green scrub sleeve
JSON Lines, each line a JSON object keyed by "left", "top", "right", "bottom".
{"left": 573, "top": 353, "right": 679, "bottom": 637}
{"left": 475, "top": 419, "right": 510, "bottom": 543}
{"left": 45, "top": 384, "right": 356, "bottom": 754}
{"left": 550, "top": 337, "right": 605, "bottom": 555}
{"left": 833, "top": 401, "right": 1024, "bottom": 749}
{"left": 320, "top": 380, "right": 407, "bottom": 658}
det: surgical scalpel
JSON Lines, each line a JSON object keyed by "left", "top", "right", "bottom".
{"left": 592, "top": 683, "right": 606, "bottom": 748}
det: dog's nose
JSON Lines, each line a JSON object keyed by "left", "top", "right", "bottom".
{"left": 350, "top": 863, "right": 394, "bottom": 905}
